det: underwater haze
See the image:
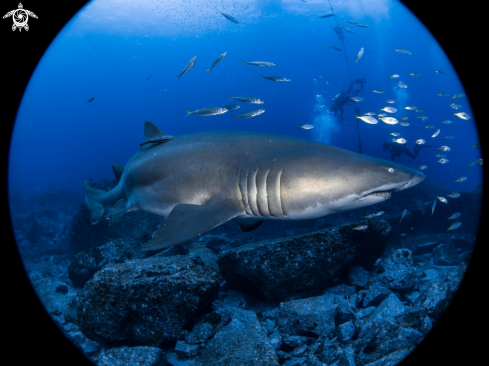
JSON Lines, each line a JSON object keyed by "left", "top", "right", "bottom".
{"left": 7, "top": 1, "right": 484, "bottom": 365}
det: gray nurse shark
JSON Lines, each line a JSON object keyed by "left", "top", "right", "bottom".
{"left": 84, "top": 121, "right": 425, "bottom": 251}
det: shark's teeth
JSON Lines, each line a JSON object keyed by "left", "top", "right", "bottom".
{"left": 362, "top": 190, "right": 392, "bottom": 200}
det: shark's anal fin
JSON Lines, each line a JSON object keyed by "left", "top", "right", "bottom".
{"left": 143, "top": 198, "right": 243, "bottom": 252}
{"left": 232, "top": 217, "right": 264, "bottom": 232}
{"left": 108, "top": 198, "right": 130, "bottom": 226}
{"left": 112, "top": 164, "right": 124, "bottom": 182}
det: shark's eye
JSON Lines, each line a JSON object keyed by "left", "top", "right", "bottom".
{"left": 388, "top": 168, "right": 395, "bottom": 173}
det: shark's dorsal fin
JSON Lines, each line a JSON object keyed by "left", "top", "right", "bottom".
{"left": 144, "top": 121, "right": 166, "bottom": 142}
{"left": 112, "top": 164, "right": 124, "bottom": 182}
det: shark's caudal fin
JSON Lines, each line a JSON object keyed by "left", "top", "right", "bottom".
{"left": 206, "top": 68, "right": 211, "bottom": 74}
{"left": 83, "top": 179, "right": 125, "bottom": 225}
{"left": 143, "top": 198, "right": 243, "bottom": 252}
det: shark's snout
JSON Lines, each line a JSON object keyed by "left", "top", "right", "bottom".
{"left": 402, "top": 171, "right": 425, "bottom": 190}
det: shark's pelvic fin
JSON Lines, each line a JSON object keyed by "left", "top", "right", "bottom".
{"left": 112, "top": 164, "right": 124, "bottom": 182}
{"left": 143, "top": 198, "right": 243, "bottom": 251}
{"left": 231, "top": 217, "right": 264, "bottom": 232}
{"left": 83, "top": 179, "right": 106, "bottom": 224}
{"left": 109, "top": 198, "right": 130, "bottom": 225}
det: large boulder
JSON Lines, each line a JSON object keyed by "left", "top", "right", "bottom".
{"left": 77, "top": 255, "right": 220, "bottom": 346}
{"left": 218, "top": 219, "right": 392, "bottom": 300}
{"left": 194, "top": 307, "right": 279, "bottom": 366}
{"left": 369, "top": 248, "right": 417, "bottom": 293}
{"left": 68, "top": 238, "right": 145, "bottom": 288}
{"left": 96, "top": 346, "right": 167, "bottom": 366}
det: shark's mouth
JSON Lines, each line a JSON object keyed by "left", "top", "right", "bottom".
{"left": 359, "top": 190, "right": 393, "bottom": 200}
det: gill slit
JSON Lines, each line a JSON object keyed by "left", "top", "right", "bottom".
{"left": 279, "top": 170, "right": 287, "bottom": 217}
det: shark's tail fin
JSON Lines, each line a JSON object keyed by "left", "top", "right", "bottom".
{"left": 206, "top": 69, "right": 211, "bottom": 74}
{"left": 84, "top": 179, "right": 124, "bottom": 225}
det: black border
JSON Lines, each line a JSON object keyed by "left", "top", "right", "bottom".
{"left": 2, "top": 1, "right": 486, "bottom": 366}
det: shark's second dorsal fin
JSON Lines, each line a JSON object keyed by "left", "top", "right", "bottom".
{"left": 144, "top": 121, "right": 165, "bottom": 142}
{"left": 112, "top": 164, "right": 124, "bottom": 182}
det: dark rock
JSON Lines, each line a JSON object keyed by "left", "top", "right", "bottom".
{"left": 77, "top": 255, "right": 220, "bottom": 346}
{"left": 291, "top": 344, "right": 308, "bottom": 357}
{"left": 276, "top": 295, "right": 338, "bottom": 337}
{"left": 331, "top": 345, "right": 355, "bottom": 366}
{"left": 337, "top": 321, "right": 355, "bottom": 343}
{"left": 188, "top": 242, "right": 219, "bottom": 270}
{"left": 218, "top": 220, "right": 391, "bottom": 300}
{"left": 368, "top": 294, "right": 407, "bottom": 322}
{"left": 283, "top": 335, "right": 312, "bottom": 348}
{"left": 268, "top": 328, "right": 283, "bottom": 351}
{"left": 28, "top": 271, "right": 77, "bottom": 325}
{"left": 63, "top": 323, "right": 102, "bottom": 354}
{"left": 174, "top": 340, "right": 200, "bottom": 358}
{"left": 97, "top": 346, "right": 167, "bottom": 366}
{"left": 361, "top": 284, "right": 392, "bottom": 308}
{"left": 335, "top": 303, "right": 357, "bottom": 326}
{"left": 359, "top": 348, "right": 411, "bottom": 366}
{"left": 278, "top": 350, "right": 292, "bottom": 361}
{"left": 69, "top": 199, "right": 162, "bottom": 257}
{"left": 185, "top": 308, "right": 232, "bottom": 345}
{"left": 195, "top": 307, "right": 279, "bottom": 365}
{"left": 324, "top": 284, "right": 357, "bottom": 297}
{"left": 432, "top": 242, "right": 461, "bottom": 266}
{"left": 283, "top": 358, "right": 307, "bottom": 366}
{"left": 222, "top": 289, "right": 247, "bottom": 308}
{"left": 304, "top": 355, "right": 323, "bottom": 366}
{"left": 369, "top": 248, "right": 416, "bottom": 293}
{"left": 317, "top": 337, "right": 340, "bottom": 364}
{"left": 68, "top": 238, "right": 145, "bottom": 288}
{"left": 413, "top": 266, "right": 465, "bottom": 321}
{"left": 348, "top": 266, "right": 369, "bottom": 288}
{"left": 356, "top": 306, "right": 376, "bottom": 320}
{"left": 352, "top": 317, "right": 423, "bottom": 366}
{"left": 395, "top": 309, "right": 433, "bottom": 335}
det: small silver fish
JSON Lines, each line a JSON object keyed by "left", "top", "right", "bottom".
{"left": 476, "top": 159, "right": 483, "bottom": 165}
{"left": 372, "top": 89, "right": 385, "bottom": 93}
{"left": 260, "top": 75, "right": 291, "bottom": 82}
{"left": 418, "top": 165, "right": 427, "bottom": 170}
{"left": 415, "top": 139, "right": 426, "bottom": 145}
{"left": 438, "top": 158, "right": 449, "bottom": 164}
{"left": 381, "top": 107, "right": 397, "bottom": 113}
{"left": 344, "top": 20, "right": 357, "bottom": 25}
{"left": 454, "top": 112, "right": 471, "bottom": 120}
{"left": 219, "top": 11, "right": 239, "bottom": 24}
{"left": 327, "top": 46, "right": 342, "bottom": 51}
{"left": 397, "top": 82, "right": 408, "bottom": 88}
{"left": 317, "top": 13, "right": 335, "bottom": 18}
{"left": 356, "top": 47, "right": 364, "bottom": 62}
{"left": 448, "top": 213, "right": 461, "bottom": 220}
{"left": 399, "top": 122, "right": 410, "bottom": 126}
{"left": 299, "top": 124, "right": 314, "bottom": 130}
{"left": 452, "top": 93, "right": 466, "bottom": 99}
{"left": 177, "top": 56, "right": 198, "bottom": 79}
{"left": 353, "top": 224, "right": 368, "bottom": 230}
{"left": 185, "top": 106, "right": 228, "bottom": 116}
{"left": 473, "top": 142, "right": 480, "bottom": 149}
{"left": 395, "top": 48, "right": 412, "bottom": 55}
{"left": 362, "top": 213, "right": 377, "bottom": 219}
{"left": 431, "top": 200, "right": 436, "bottom": 215}
{"left": 232, "top": 109, "right": 265, "bottom": 120}
{"left": 436, "top": 154, "right": 446, "bottom": 158}
{"left": 438, "top": 146, "right": 451, "bottom": 151}
{"left": 375, "top": 211, "right": 384, "bottom": 217}
{"left": 438, "top": 92, "right": 451, "bottom": 98}
{"left": 390, "top": 132, "right": 401, "bottom": 137}
{"left": 242, "top": 61, "right": 276, "bottom": 67}
{"left": 206, "top": 51, "right": 227, "bottom": 73}
{"left": 222, "top": 104, "right": 241, "bottom": 110}
{"left": 231, "top": 94, "right": 265, "bottom": 104}
{"left": 410, "top": 73, "right": 421, "bottom": 78}
{"left": 381, "top": 117, "right": 399, "bottom": 125}
{"left": 355, "top": 24, "right": 369, "bottom": 28}
{"left": 432, "top": 129, "right": 440, "bottom": 138}
{"left": 455, "top": 176, "right": 467, "bottom": 182}
{"left": 386, "top": 99, "right": 396, "bottom": 104}
{"left": 437, "top": 196, "right": 448, "bottom": 203}
{"left": 400, "top": 116, "right": 408, "bottom": 120}
{"left": 450, "top": 103, "right": 462, "bottom": 109}
{"left": 342, "top": 26, "right": 354, "bottom": 33}
{"left": 417, "top": 116, "right": 429, "bottom": 121}
{"left": 355, "top": 115, "right": 378, "bottom": 124}
{"left": 388, "top": 74, "right": 400, "bottom": 81}
{"left": 405, "top": 105, "right": 417, "bottom": 110}
{"left": 400, "top": 209, "right": 407, "bottom": 222}
{"left": 378, "top": 113, "right": 387, "bottom": 118}
{"left": 445, "top": 136, "right": 454, "bottom": 140}
{"left": 447, "top": 222, "right": 462, "bottom": 231}
{"left": 425, "top": 125, "right": 435, "bottom": 129}
{"left": 364, "top": 112, "right": 376, "bottom": 116}
{"left": 394, "top": 138, "right": 407, "bottom": 144}
{"left": 435, "top": 69, "right": 446, "bottom": 74}
{"left": 351, "top": 96, "right": 364, "bottom": 102}
{"left": 442, "top": 120, "right": 452, "bottom": 125}
{"left": 447, "top": 192, "right": 461, "bottom": 198}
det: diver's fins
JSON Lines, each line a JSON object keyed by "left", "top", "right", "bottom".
{"left": 143, "top": 198, "right": 243, "bottom": 251}
{"left": 232, "top": 217, "right": 264, "bottom": 232}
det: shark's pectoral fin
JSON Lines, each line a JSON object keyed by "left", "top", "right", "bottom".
{"left": 108, "top": 198, "right": 131, "bottom": 225}
{"left": 143, "top": 198, "right": 243, "bottom": 252}
{"left": 112, "top": 164, "right": 124, "bottom": 182}
{"left": 232, "top": 217, "right": 264, "bottom": 232}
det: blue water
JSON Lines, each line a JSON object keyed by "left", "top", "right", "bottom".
{"left": 8, "top": 0, "right": 482, "bottom": 199}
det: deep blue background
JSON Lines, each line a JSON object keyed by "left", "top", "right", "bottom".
{"left": 8, "top": 0, "right": 482, "bottom": 199}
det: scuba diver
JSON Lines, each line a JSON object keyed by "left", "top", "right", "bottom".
{"left": 330, "top": 78, "right": 367, "bottom": 123}
{"left": 382, "top": 141, "right": 432, "bottom": 162}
